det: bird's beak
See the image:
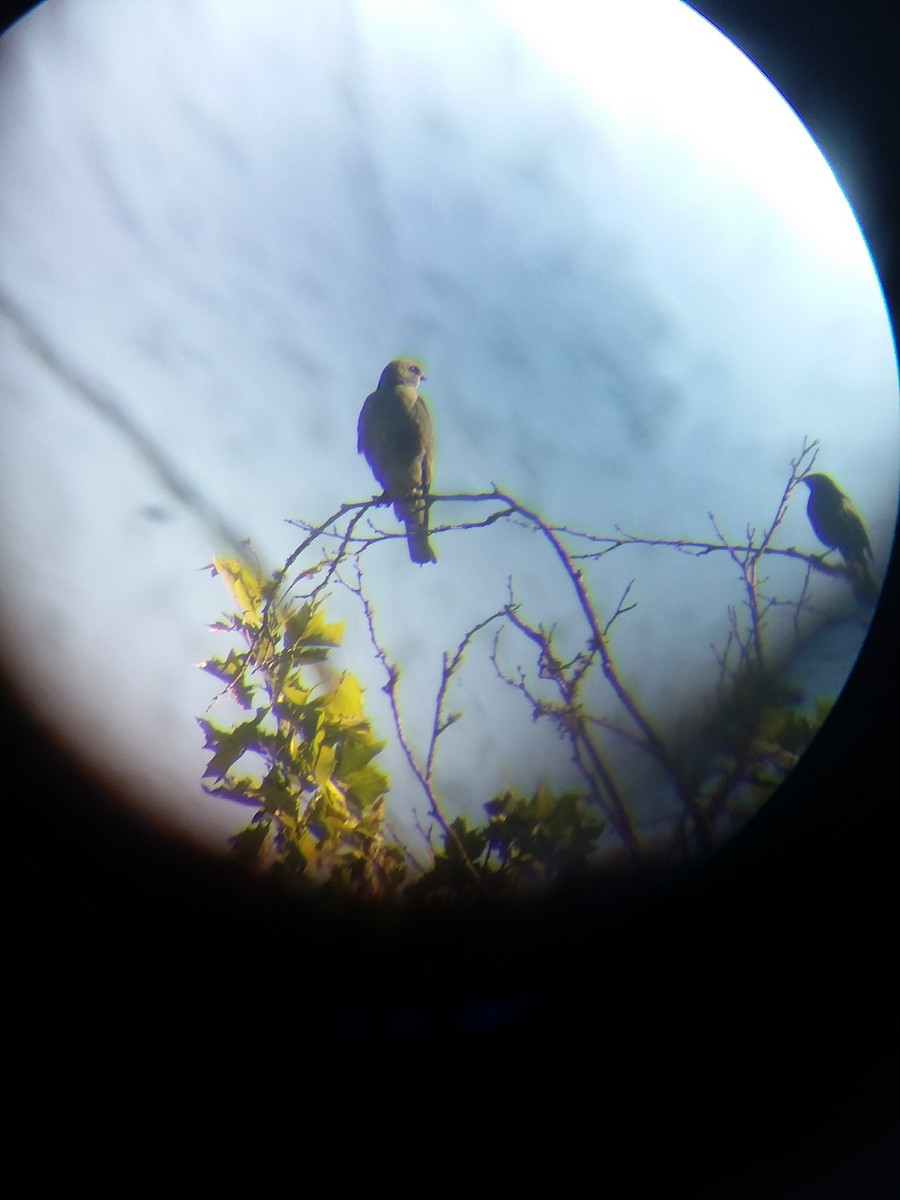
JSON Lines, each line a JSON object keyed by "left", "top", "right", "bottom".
{"left": 420, "top": 374, "right": 428, "bottom": 382}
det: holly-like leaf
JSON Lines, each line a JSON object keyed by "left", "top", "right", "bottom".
{"left": 199, "top": 716, "right": 264, "bottom": 780}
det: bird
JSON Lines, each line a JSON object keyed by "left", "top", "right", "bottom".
{"left": 800, "top": 472, "right": 878, "bottom": 602}
{"left": 357, "top": 358, "right": 437, "bottom": 564}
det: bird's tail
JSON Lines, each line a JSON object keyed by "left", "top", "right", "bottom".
{"left": 407, "top": 526, "right": 437, "bottom": 564}
{"left": 846, "top": 555, "right": 878, "bottom": 604}
{"left": 396, "top": 493, "right": 436, "bottom": 565}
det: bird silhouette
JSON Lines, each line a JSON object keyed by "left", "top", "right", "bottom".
{"left": 801, "top": 473, "right": 877, "bottom": 602}
{"left": 358, "top": 359, "right": 436, "bottom": 564}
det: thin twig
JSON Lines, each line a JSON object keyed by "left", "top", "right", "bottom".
{"left": 426, "top": 609, "right": 507, "bottom": 778}
{"left": 342, "top": 562, "right": 486, "bottom": 891}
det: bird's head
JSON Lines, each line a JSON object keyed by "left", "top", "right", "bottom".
{"left": 801, "top": 473, "right": 839, "bottom": 496}
{"left": 379, "top": 359, "right": 427, "bottom": 389}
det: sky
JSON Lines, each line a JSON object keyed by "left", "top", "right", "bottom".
{"left": 0, "top": 0, "right": 896, "bottom": 866}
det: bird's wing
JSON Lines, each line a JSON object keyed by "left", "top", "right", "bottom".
{"left": 359, "top": 388, "right": 413, "bottom": 492}
{"left": 357, "top": 391, "right": 377, "bottom": 456}
{"left": 411, "top": 396, "right": 434, "bottom": 493}
{"left": 839, "top": 497, "right": 873, "bottom": 560}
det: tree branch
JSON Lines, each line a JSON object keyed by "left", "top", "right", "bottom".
{"left": 341, "top": 562, "right": 486, "bottom": 891}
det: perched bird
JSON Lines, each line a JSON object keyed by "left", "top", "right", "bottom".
{"left": 357, "top": 358, "right": 437, "bottom": 564}
{"left": 801, "top": 472, "right": 878, "bottom": 602}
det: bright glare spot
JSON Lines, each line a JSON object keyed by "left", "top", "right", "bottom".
{"left": 493, "top": 0, "right": 865, "bottom": 265}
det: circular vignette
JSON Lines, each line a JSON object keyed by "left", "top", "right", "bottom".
{"left": 0, "top": 0, "right": 897, "bottom": 1002}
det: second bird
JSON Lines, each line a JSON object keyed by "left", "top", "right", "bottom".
{"left": 358, "top": 358, "right": 437, "bottom": 565}
{"left": 801, "top": 472, "right": 877, "bottom": 603}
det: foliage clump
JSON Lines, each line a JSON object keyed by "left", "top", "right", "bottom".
{"left": 200, "top": 555, "right": 405, "bottom": 897}
{"left": 407, "top": 788, "right": 605, "bottom": 902}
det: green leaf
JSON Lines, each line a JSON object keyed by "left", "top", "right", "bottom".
{"left": 229, "top": 820, "right": 271, "bottom": 862}
{"left": 199, "top": 716, "right": 265, "bottom": 780}
{"left": 314, "top": 742, "right": 337, "bottom": 786}
{"left": 337, "top": 733, "right": 387, "bottom": 776}
{"left": 201, "top": 556, "right": 403, "bottom": 896}
{"left": 342, "top": 762, "right": 390, "bottom": 809}
{"left": 284, "top": 604, "right": 344, "bottom": 651}
{"left": 200, "top": 650, "right": 257, "bottom": 708}
{"left": 323, "top": 673, "right": 364, "bottom": 720}
{"left": 213, "top": 555, "right": 265, "bottom": 627}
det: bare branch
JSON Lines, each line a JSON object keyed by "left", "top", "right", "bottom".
{"left": 385, "top": 820, "right": 430, "bottom": 874}
{"left": 604, "top": 580, "right": 638, "bottom": 636}
{"left": 426, "top": 608, "right": 507, "bottom": 778}
{"left": 412, "top": 809, "right": 438, "bottom": 858}
{"left": 489, "top": 490, "right": 713, "bottom": 854}
{"left": 498, "top": 602, "right": 645, "bottom": 860}
{"left": 340, "top": 560, "right": 486, "bottom": 891}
